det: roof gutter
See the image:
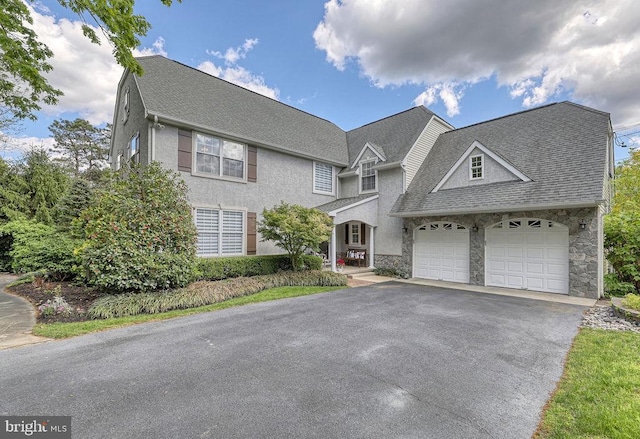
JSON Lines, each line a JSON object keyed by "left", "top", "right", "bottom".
{"left": 389, "top": 200, "right": 606, "bottom": 217}
{"left": 145, "top": 111, "right": 349, "bottom": 167}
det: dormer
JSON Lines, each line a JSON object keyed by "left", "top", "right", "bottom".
{"left": 350, "top": 142, "right": 386, "bottom": 194}
{"left": 432, "top": 140, "right": 531, "bottom": 192}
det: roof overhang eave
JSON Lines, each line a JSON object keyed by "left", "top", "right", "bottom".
{"left": 146, "top": 111, "right": 349, "bottom": 167}
{"left": 389, "top": 200, "right": 606, "bottom": 217}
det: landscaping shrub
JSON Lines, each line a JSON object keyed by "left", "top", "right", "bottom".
{"left": 89, "top": 270, "right": 347, "bottom": 319}
{"left": 374, "top": 266, "right": 410, "bottom": 279}
{"left": 0, "top": 219, "right": 79, "bottom": 280}
{"left": 622, "top": 293, "right": 640, "bottom": 311}
{"left": 78, "top": 163, "right": 197, "bottom": 293}
{"left": 604, "top": 212, "right": 640, "bottom": 296}
{"left": 194, "top": 254, "right": 322, "bottom": 281}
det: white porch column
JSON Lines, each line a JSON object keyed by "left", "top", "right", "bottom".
{"left": 368, "top": 225, "right": 375, "bottom": 269}
{"left": 330, "top": 223, "right": 337, "bottom": 272}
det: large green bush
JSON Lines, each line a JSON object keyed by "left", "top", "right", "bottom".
{"left": 604, "top": 212, "right": 640, "bottom": 296}
{"left": 0, "top": 219, "right": 79, "bottom": 279}
{"left": 78, "top": 163, "right": 197, "bottom": 293}
{"left": 89, "top": 270, "right": 347, "bottom": 318}
{"left": 194, "top": 254, "right": 322, "bottom": 281}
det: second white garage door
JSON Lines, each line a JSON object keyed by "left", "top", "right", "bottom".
{"left": 414, "top": 222, "right": 469, "bottom": 283}
{"left": 485, "top": 219, "right": 569, "bottom": 294}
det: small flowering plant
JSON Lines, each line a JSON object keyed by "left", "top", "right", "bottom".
{"left": 337, "top": 259, "right": 345, "bottom": 267}
{"left": 38, "top": 296, "right": 73, "bottom": 317}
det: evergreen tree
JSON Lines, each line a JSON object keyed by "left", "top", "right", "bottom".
{"left": 49, "top": 118, "right": 110, "bottom": 176}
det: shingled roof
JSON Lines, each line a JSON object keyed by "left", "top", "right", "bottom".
{"left": 133, "top": 56, "right": 349, "bottom": 165}
{"left": 391, "top": 102, "right": 611, "bottom": 216}
{"left": 345, "top": 106, "right": 436, "bottom": 166}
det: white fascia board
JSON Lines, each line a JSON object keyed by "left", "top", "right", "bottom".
{"left": 432, "top": 140, "right": 531, "bottom": 193}
{"left": 350, "top": 142, "right": 386, "bottom": 169}
{"left": 389, "top": 200, "right": 604, "bottom": 217}
{"left": 145, "top": 111, "right": 348, "bottom": 167}
{"left": 338, "top": 170, "right": 358, "bottom": 178}
{"left": 328, "top": 195, "right": 379, "bottom": 216}
{"left": 372, "top": 161, "right": 402, "bottom": 171}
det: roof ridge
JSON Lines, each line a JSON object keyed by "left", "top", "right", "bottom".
{"left": 347, "top": 106, "right": 433, "bottom": 134}
{"left": 136, "top": 55, "right": 346, "bottom": 133}
{"left": 447, "top": 102, "right": 561, "bottom": 133}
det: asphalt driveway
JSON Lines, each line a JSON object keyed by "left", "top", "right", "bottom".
{"left": 0, "top": 282, "right": 587, "bottom": 438}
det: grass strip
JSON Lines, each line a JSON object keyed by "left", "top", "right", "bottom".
{"left": 534, "top": 328, "right": 640, "bottom": 439}
{"left": 33, "top": 285, "right": 344, "bottom": 339}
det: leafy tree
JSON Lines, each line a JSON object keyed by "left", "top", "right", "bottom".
{"left": 0, "top": 157, "right": 28, "bottom": 223}
{"left": 604, "top": 149, "right": 640, "bottom": 295}
{"left": 53, "top": 178, "right": 94, "bottom": 235}
{"left": 49, "top": 118, "right": 110, "bottom": 176}
{"left": 1, "top": 1, "right": 181, "bottom": 124}
{"left": 17, "top": 148, "right": 69, "bottom": 224}
{"left": 0, "top": 0, "right": 62, "bottom": 123}
{"left": 78, "top": 162, "right": 197, "bottom": 293}
{"left": 258, "top": 202, "right": 333, "bottom": 271}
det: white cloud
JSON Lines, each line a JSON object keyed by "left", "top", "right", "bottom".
{"left": 314, "top": 0, "right": 640, "bottom": 126}
{"left": 27, "top": 4, "right": 167, "bottom": 126}
{"left": 0, "top": 132, "right": 56, "bottom": 159}
{"left": 198, "top": 39, "right": 280, "bottom": 100}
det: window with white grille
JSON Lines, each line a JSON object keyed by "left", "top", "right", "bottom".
{"left": 360, "top": 159, "right": 377, "bottom": 192}
{"left": 313, "top": 162, "right": 333, "bottom": 194}
{"left": 470, "top": 154, "right": 483, "bottom": 179}
{"left": 195, "top": 208, "right": 243, "bottom": 256}
{"left": 195, "top": 133, "right": 245, "bottom": 180}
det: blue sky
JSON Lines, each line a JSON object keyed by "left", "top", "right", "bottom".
{"left": 3, "top": 0, "right": 639, "bottom": 162}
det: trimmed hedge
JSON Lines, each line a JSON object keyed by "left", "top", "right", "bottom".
{"left": 89, "top": 270, "right": 346, "bottom": 319}
{"left": 194, "top": 254, "right": 322, "bottom": 281}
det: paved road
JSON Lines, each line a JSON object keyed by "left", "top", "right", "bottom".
{"left": 0, "top": 283, "right": 587, "bottom": 438}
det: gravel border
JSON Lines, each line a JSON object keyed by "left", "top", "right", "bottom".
{"left": 581, "top": 304, "right": 640, "bottom": 333}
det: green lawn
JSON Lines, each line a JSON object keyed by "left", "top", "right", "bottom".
{"left": 34, "top": 285, "right": 344, "bottom": 339}
{"left": 535, "top": 328, "right": 640, "bottom": 439}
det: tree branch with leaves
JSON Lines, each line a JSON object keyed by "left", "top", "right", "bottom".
{"left": 258, "top": 202, "right": 333, "bottom": 271}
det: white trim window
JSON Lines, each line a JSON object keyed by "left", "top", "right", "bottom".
{"left": 470, "top": 154, "right": 483, "bottom": 180}
{"left": 195, "top": 133, "right": 245, "bottom": 180}
{"left": 313, "top": 161, "right": 334, "bottom": 194}
{"left": 360, "top": 159, "right": 377, "bottom": 193}
{"left": 350, "top": 223, "right": 360, "bottom": 245}
{"left": 195, "top": 208, "right": 244, "bottom": 257}
{"left": 129, "top": 132, "right": 140, "bottom": 164}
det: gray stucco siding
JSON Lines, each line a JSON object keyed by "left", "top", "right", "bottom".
{"left": 154, "top": 125, "right": 336, "bottom": 255}
{"left": 110, "top": 74, "right": 149, "bottom": 168}
{"left": 375, "top": 167, "right": 404, "bottom": 256}
{"left": 439, "top": 147, "right": 520, "bottom": 190}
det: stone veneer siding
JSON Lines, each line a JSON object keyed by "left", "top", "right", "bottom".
{"left": 401, "top": 207, "right": 600, "bottom": 298}
{"left": 374, "top": 254, "right": 403, "bottom": 270}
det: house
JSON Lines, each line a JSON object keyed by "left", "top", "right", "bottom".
{"left": 391, "top": 102, "right": 613, "bottom": 298}
{"left": 110, "top": 55, "right": 612, "bottom": 299}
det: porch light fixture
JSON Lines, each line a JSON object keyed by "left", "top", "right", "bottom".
{"left": 402, "top": 226, "right": 408, "bottom": 233}
{"left": 472, "top": 225, "right": 479, "bottom": 233}
{"left": 579, "top": 219, "right": 587, "bottom": 230}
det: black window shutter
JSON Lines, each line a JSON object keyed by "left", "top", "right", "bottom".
{"left": 345, "top": 224, "right": 349, "bottom": 245}
{"left": 361, "top": 223, "right": 366, "bottom": 245}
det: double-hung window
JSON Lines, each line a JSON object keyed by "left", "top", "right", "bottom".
{"left": 313, "top": 162, "right": 334, "bottom": 194}
{"left": 470, "top": 154, "right": 483, "bottom": 179}
{"left": 196, "top": 133, "right": 245, "bottom": 179}
{"left": 350, "top": 223, "right": 360, "bottom": 245}
{"left": 360, "top": 159, "right": 377, "bottom": 192}
{"left": 195, "top": 208, "right": 244, "bottom": 256}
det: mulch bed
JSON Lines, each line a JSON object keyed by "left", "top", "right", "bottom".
{"left": 8, "top": 280, "right": 109, "bottom": 323}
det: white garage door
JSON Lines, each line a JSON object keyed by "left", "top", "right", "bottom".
{"left": 414, "top": 222, "right": 469, "bottom": 283}
{"left": 485, "top": 219, "right": 569, "bottom": 294}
